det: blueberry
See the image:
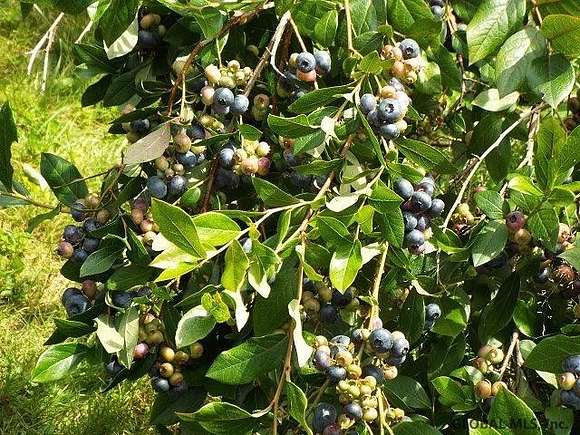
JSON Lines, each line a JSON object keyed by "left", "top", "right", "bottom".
{"left": 296, "top": 52, "right": 316, "bottom": 73}
{"left": 186, "top": 124, "right": 205, "bottom": 140}
{"left": 176, "top": 151, "right": 197, "bottom": 169}
{"left": 320, "top": 304, "right": 339, "bottom": 323}
{"left": 431, "top": 0, "right": 444, "bottom": 6}
{"left": 425, "top": 303, "right": 442, "bottom": 322}
{"left": 64, "top": 293, "right": 90, "bottom": 317}
{"left": 343, "top": 402, "right": 363, "bottom": 420}
{"left": 388, "top": 77, "right": 404, "bottom": 91}
{"left": 387, "top": 355, "right": 406, "bottom": 366}
{"left": 330, "top": 335, "right": 351, "bottom": 348}
{"left": 213, "top": 87, "right": 234, "bottom": 107}
{"left": 327, "top": 366, "right": 347, "bottom": 383}
{"left": 212, "top": 102, "right": 230, "bottom": 114}
{"left": 215, "top": 168, "right": 239, "bottom": 190}
{"left": 392, "top": 337, "right": 410, "bottom": 358}
{"left": 331, "top": 289, "right": 353, "bottom": 308}
{"left": 106, "top": 359, "right": 123, "bottom": 377}
{"left": 560, "top": 390, "right": 580, "bottom": 410}
{"left": 63, "top": 225, "right": 84, "bottom": 245}
{"left": 196, "top": 153, "right": 206, "bottom": 164}
{"left": 362, "top": 364, "right": 384, "bottom": 385}
{"left": 505, "top": 211, "right": 525, "bottom": 232}
{"left": 394, "top": 178, "right": 414, "bottom": 200}
{"left": 72, "top": 248, "right": 89, "bottom": 263}
{"left": 131, "top": 119, "right": 151, "bottom": 134}
{"left": 415, "top": 215, "right": 429, "bottom": 232}
{"left": 314, "top": 51, "right": 332, "bottom": 75}
{"left": 379, "top": 123, "right": 400, "bottom": 139}
{"left": 405, "top": 229, "right": 425, "bottom": 247}
{"left": 314, "top": 349, "right": 332, "bottom": 370}
{"left": 82, "top": 237, "right": 100, "bottom": 253}
{"left": 431, "top": 5, "right": 444, "bottom": 18}
{"left": 71, "top": 201, "right": 86, "bottom": 222}
{"left": 313, "top": 403, "right": 337, "bottom": 433}
{"left": 399, "top": 38, "right": 420, "bottom": 59}
{"left": 351, "top": 329, "right": 365, "bottom": 343}
{"left": 152, "top": 377, "right": 171, "bottom": 392}
{"left": 417, "top": 176, "right": 435, "bottom": 195}
{"left": 429, "top": 198, "right": 445, "bottom": 217}
{"left": 135, "top": 286, "right": 152, "bottom": 297}
{"left": 360, "top": 93, "right": 376, "bottom": 115}
{"left": 168, "top": 175, "right": 187, "bottom": 197}
{"left": 562, "top": 355, "right": 580, "bottom": 375}
{"left": 367, "top": 109, "right": 381, "bottom": 127}
{"left": 219, "top": 147, "right": 235, "bottom": 169}
{"left": 534, "top": 267, "right": 550, "bottom": 284}
{"left": 403, "top": 213, "right": 418, "bottom": 232}
{"left": 377, "top": 98, "right": 402, "bottom": 123}
{"left": 112, "top": 291, "right": 133, "bottom": 308}
{"left": 190, "top": 78, "right": 207, "bottom": 93}
{"left": 231, "top": 94, "right": 249, "bottom": 114}
{"left": 369, "top": 328, "right": 393, "bottom": 353}
{"left": 62, "top": 287, "right": 82, "bottom": 305}
{"left": 147, "top": 176, "right": 168, "bottom": 199}
{"left": 138, "top": 30, "right": 161, "bottom": 49}
{"left": 411, "top": 191, "right": 432, "bottom": 212}
{"left": 82, "top": 218, "right": 99, "bottom": 233}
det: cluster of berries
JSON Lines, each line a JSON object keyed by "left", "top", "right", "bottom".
{"left": 472, "top": 344, "right": 505, "bottom": 375}
{"left": 428, "top": 0, "right": 445, "bottom": 19}
{"left": 311, "top": 330, "right": 407, "bottom": 431}
{"left": 558, "top": 355, "right": 580, "bottom": 410}
{"left": 200, "top": 70, "right": 250, "bottom": 117}
{"left": 382, "top": 39, "right": 423, "bottom": 85}
{"left": 277, "top": 51, "right": 332, "bottom": 100}
{"left": 564, "top": 93, "right": 580, "bottom": 132}
{"left": 359, "top": 78, "right": 410, "bottom": 140}
{"left": 394, "top": 176, "right": 445, "bottom": 254}
{"left": 302, "top": 284, "right": 359, "bottom": 324}
{"left": 137, "top": 11, "right": 165, "bottom": 50}
{"left": 57, "top": 195, "right": 110, "bottom": 264}
{"left": 128, "top": 198, "right": 162, "bottom": 250}
{"left": 215, "top": 138, "right": 271, "bottom": 189}
{"left": 61, "top": 281, "right": 97, "bottom": 317}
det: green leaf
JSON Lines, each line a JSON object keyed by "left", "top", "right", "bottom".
{"left": 527, "top": 207, "right": 559, "bottom": 251}
{"left": 80, "top": 240, "right": 124, "bottom": 278}
{"left": 329, "top": 240, "right": 363, "bottom": 292}
{"left": 534, "top": 116, "right": 566, "bottom": 190}
{"left": 40, "top": 153, "right": 88, "bottom": 206}
{"left": 151, "top": 198, "right": 205, "bottom": 258}
{"left": 44, "top": 318, "right": 97, "bottom": 345}
{"left": 107, "top": 265, "right": 156, "bottom": 291}
{"left": 95, "top": 315, "right": 124, "bottom": 353}
{"left": 267, "top": 114, "right": 316, "bottom": 138}
{"left": 150, "top": 388, "right": 205, "bottom": 426}
{"left": 488, "top": 387, "right": 541, "bottom": 435}
{"left": 387, "top": 0, "right": 434, "bottom": 34}
{"left": 288, "top": 85, "right": 351, "bottom": 114}
{"left": 472, "top": 89, "right": 519, "bottom": 112}
{"left": 475, "top": 191, "right": 504, "bottom": 220}
{"left": 251, "top": 177, "right": 301, "bottom": 207}
{"left": 478, "top": 273, "right": 520, "bottom": 341}
{"left": 99, "top": 0, "right": 139, "bottom": 46}
{"left": 541, "top": 15, "right": 580, "bottom": 57}
{"left": 193, "top": 7, "right": 224, "bottom": 39}
{"left": 123, "top": 124, "right": 171, "bottom": 166}
{"left": 116, "top": 306, "right": 140, "bottom": 368}
{"left": 175, "top": 305, "right": 216, "bottom": 349}
{"left": 293, "top": 130, "right": 326, "bottom": 154}
{"left": 383, "top": 375, "right": 432, "bottom": 409}
{"left": 206, "top": 333, "right": 288, "bottom": 385}
{"left": 357, "top": 107, "right": 386, "bottom": 167}
{"left": 432, "top": 376, "right": 466, "bottom": 407}
{"left": 395, "top": 138, "right": 453, "bottom": 173}
{"left": 507, "top": 175, "right": 543, "bottom": 197}
{"left": 0, "top": 102, "right": 17, "bottom": 190}
{"left": 221, "top": 240, "right": 249, "bottom": 292}
{"left": 193, "top": 212, "right": 240, "bottom": 246}
{"left": 429, "top": 334, "right": 466, "bottom": 379}
{"left": 525, "top": 334, "right": 580, "bottom": 373}
{"left": 182, "top": 401, "right": 259, "bottom": 435}
{"left": 126, "top": 228, "right": 150, "bottom": 266}
{"left": 393, "top": 422, "right": 442, "bottom": 435}
{"left": 545, "top": 406, "right": 574, "bottom": 435}
{"left": 398, "top": 290, "right": 425, "bottom": 344}
{"left": 527, "top": 54, "right": 575, "bottom": 109}
{"left": 469, "top": 421, "right": 502, "bottom": 435}
{"left": 559, "top": 245, "right": 580, "bottom": 272}
{"left": 26, "top": 206, "right": 61, "bottom": 233}
{"left": 431, "top": 296, "right": 469, "bottom": 337}
{"left": 554, "top": 126, "right": 580, "bottom": 183}
{"left": 467, "top": 0, "right": 526, "bottom": 65}
{"left": 313, "top": 9, "right": 338, "bottom": 47}
{"left": 495, "top": 27, "right": 547, "bottom": 96}
{"left": 31, "top": 343, "right": 89, "bottom": 383}
{"left": 471, "top": 220, "right": 508, "bottom": 267}
{"left": 285, "top": 381, "right": 313, "bottom": 435}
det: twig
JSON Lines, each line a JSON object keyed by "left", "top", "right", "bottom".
{"left": 269, "top": 11, "right": 292, "bottom": 78}
{"left": 498, "top": 331, "right": 519, "bottom": 380}
{"left": 75, "top": 20, "right": 93, "bottom": 44}
{"left": 42, "top": 12, "right": 64, "bottom": 92}
{"left": 199, "top": 158, "right": 220, "bottom": 213}
{"left": 517, "top": 110, "right": 540, "bottom": 170}
{"left": 442, "top": 109, "right": 534, "bottom": 229}
{"left": 370, "top": 243, "right": 389, "bottom": 319}
{"left": 344, "top": 0, "right": 355, "bottom": 54}
{"left": 28, "top": 12, "right": 65, "bottom": 82}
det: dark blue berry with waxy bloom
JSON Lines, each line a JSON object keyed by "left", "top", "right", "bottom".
{"left": 147, "top": 176, "right": 167, "bottom": 199}
{"left": 176, "top": 151, "right": 197, "bottom": 169}
{"left": 314, "top": 51, "right": 332, "bottom": 74}
{"left": 213, "top": 87, "right": 234, "bottom": 107}
{"left": 379, "top": 123, "right": 400, "bottom": 139}
{"left": 394, "top": 178, "right": 414, "bottom": 200}
{"left": 377, "top": 98, "right": 402, "bottom": 123}
{"left": 369, "top": 328, "right": 393, "bottom": 353}
{"left": 313, "top": 403, "right": 337, "bottom": 433}
{"left": 426, "top": 303, "right": 442, "bottom": 322}
{"left": 344, "top": 402, "right": 363, "bottom": 420}
{"left": 411, "top": 191, "right": 432, "bottom": 212}
{"left": 168, "top": 175, "right": 187, "bottom": 197}
{"left": 231, "top": 94, "right": 249, "bottom": 114}
{"left": 405, "top": 229, "right": 425, "bottom": 247}
{"left": 131, "top": 119, "right": 150, "bottom": 134}
{"left": 360, "top": 93, "right": 376, "bottom": 115}
{"left": 327, "top": 366, "right": 347, "bottom": 383}
{"left": 362, "top": 364, "right": 385, "bottom": 384}
{"left": 296, "top": 52, "right": 316, "bottom": 73}
{"left": 63, "top": 225, "right": 84, "bottom": 245}
{"left": 71, "top": 201, "right": 86, "bottom": 222}
{"left": 403, "top": 212, "right": 417, "bottom": 232}
{"left": 320, "top": 304, "right": 339, "bottom": 323}
{"left": 399, "top": 38, "right": 420, "bottom": 59}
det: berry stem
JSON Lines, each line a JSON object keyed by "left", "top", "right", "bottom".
{"left": 498, "top": 331, "right": 519, "bottom": 381}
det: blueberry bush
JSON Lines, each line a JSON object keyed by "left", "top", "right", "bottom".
{"left": 1, "top": 0, "right": 580, "bottom": 433}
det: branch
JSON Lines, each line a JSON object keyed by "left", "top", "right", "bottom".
{"left": 498, "top": 332, "right": 519, "bottom": 380}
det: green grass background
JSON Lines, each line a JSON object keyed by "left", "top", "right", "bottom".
{"left": 0, "top": 3, "right": 155, "bottom": 434}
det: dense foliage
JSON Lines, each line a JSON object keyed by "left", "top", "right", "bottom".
{"left": 1, "top": 0, "right": 580, "bottom": 433}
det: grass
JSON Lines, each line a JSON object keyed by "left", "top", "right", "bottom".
{"left": 0, "top": 3, "right": 155, "bottom": 434}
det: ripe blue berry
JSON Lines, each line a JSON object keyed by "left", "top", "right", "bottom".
{"left": 138, "top": 30, "right": 161, "bottom": 49}
{"left": 63, "top": 225, "right": 84, "bottom": 245}
{"left": 314, "top": 349, "right": 332, "bottom": 370}
{"left": 147, "top": 176, "right": 168, "bottom": 199}
{"left": 231, "top": 94, "right": 249, "bottom": 114}
{"left": 417, "top": 176, "right": 435, "bottom": 195}
{"left": 72, "top": 248, "right": 89, "bottom": 263}
{"left": 403, "top": 212, "right": 418, "bottom": 232}
{"left": 186, "top": 124, "right": 205, "bottom": 140}
{"left": 83, "top": 218, "right": 100, "bottom": 233}
{"left": 215, "top": 168, "right": 239, "bottom": 189}
{"left": 82, "top": 237, "right": 100, "bottom": 253}
{"left": 387, "top": 355, "right": 406, "bottom": 366}
{"left": 327, "top": 366, "right": 347, "bottom": 383}
{"left": 219, "top": 147, "right": 235, "bottom": 169}
{"left": 330, "top": 335, "right": 351, "bottom": 348}
{"left": 379, "top": 123, "right": 400, "bottom": 139}
{"left": 320, "top": 304, "right": 339, "bottom": 323}
{"left": 152, "top": 377, "right": 171, "bottom": 392}
{"left": 344, "top": 402, "right": 363, "bottom": 420}
{"left": 377, "top": 98, "right": 402, "bottom": 123}
{"left": 562, "top": 355, "right": 580, "bottom": 375}
{"left": 176, "top": 151, "right": 197, "bottom": 169}
{"left": 71, "top": 201, "right": 86, "bottom": 222}
{"left": 388, "top": 77, "right": 404, "bottom": 91}
{"left": 168, "top": 175, "right": 187, "bottom": 197}
{"left": 360, "top": 93, "right": 376, "bottom": 115}
{"left": 331, "top": 289, "right": 353, "bottom": 308}
{"left": 214, "top": 87, "right": 234, "bottom": 107}
{"left": 212, "top": 102, "right": 230, "bottom": 114}
{"left": 429, "top": 198, "right": 445, "bottom": 217}
{"left": 314, "top": 51, "right": 332, "bottom": 75}
{"left": 313, "top": 403, "right": 337, "bottom": 433}
{"left": 112, "top": 291, "right": 133, "bottom": 308}
{"left": 362, "top": 364, "right": 385, "bottom": 385}
{"left": 415, "top": 215, "right": 429, "bottom": 232}
{"left": 405, "top": 229, "right": 425, "bottom": 247}
{"left": 392, "top": 337, "right": 410, "bottom": 358}
{"left": 431, "top": 5, "right": 444, "bottom": 18}
{"left": 367, "top": 110, "right": 381, "bottom": 127}
{"left": 296, "top": 52, "right": 316, "bottom": 73}
{"left": 394, "top": 178, "right": 414, "bottom": 200}
{"left": 425, "top": 303, "right": 442, "bottom": 322}
{"left": 399, "top": 38, "right": 420, "bottom": 59}
{"left": 64, "top": 292, "right": 90, "bottom": 317}
{"left": 131, "top": 119, "right": 151, "bottom": 134}
{"left": 369, "top": 328, "right": 393, "bottom": 353}
{"left": 411, "top": 191, "right": 432, "bottom": 212}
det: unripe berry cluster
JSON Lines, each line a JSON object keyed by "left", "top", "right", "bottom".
{"left": 277, "top": 51, "right": 332, "bottom": 99}
{"left": 394, "top": 176, "right": 444, "bottom": 254}
{"left": 301, "top": 283, "right": 359, "bottom": 324}
{"left": 359, "top": 78, "right": 410, "bottom": 140}
{"left": 382, "top": 39, "right": 423, "bottom": 84}
{"left": 472, "top": 344, "right": 505, "bottom": 375}
{"left": 215, "top": 137, "right": 272, "bottom": 190}
{"left": 137, "top": 11, "right": 165, "bottom": 50}
{"left": 557, "top": 355, "right": 580, "bottom": 410}
{"left": 128, "top": 198, "right": 164, "bottom": 251}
